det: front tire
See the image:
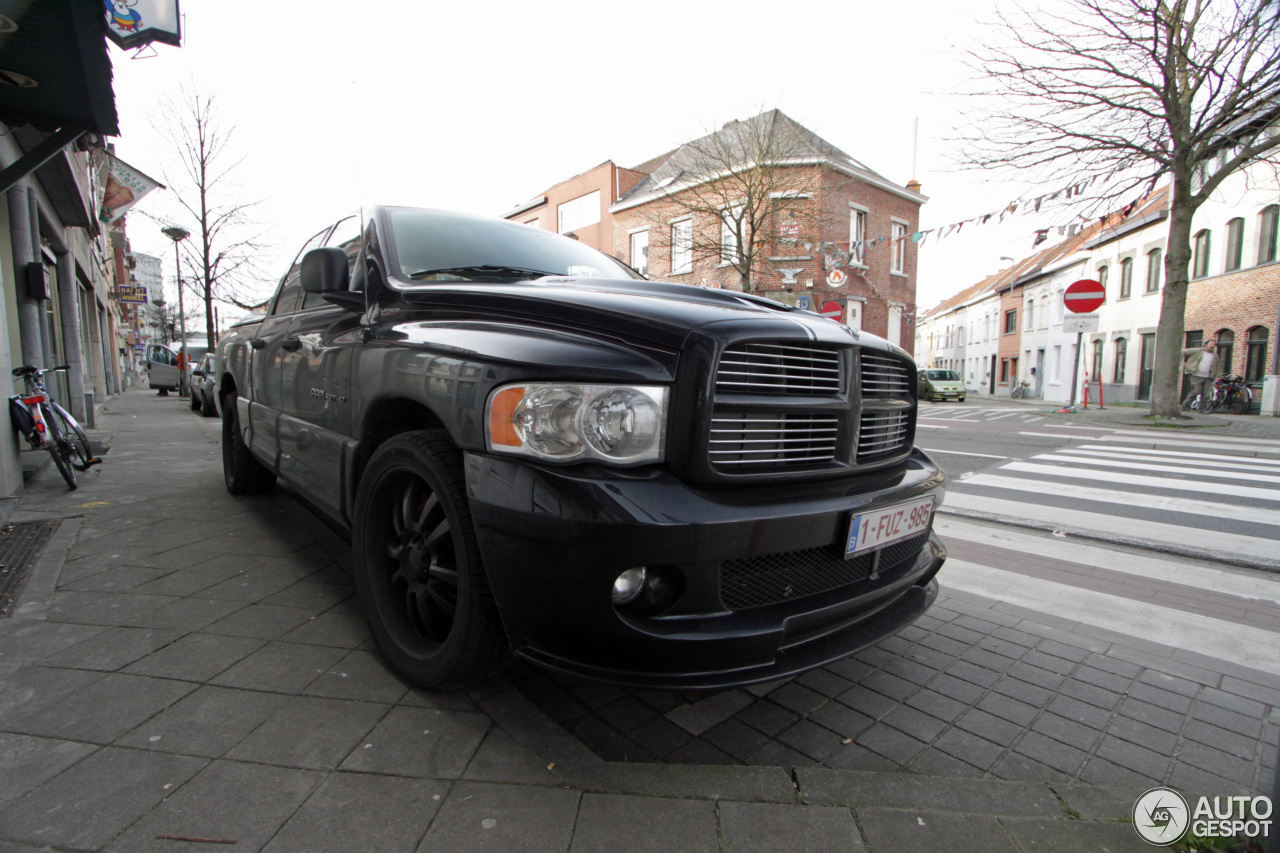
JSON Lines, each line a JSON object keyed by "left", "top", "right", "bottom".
{"left": 41, "top": 404, "right": 76, "bottom": 490}
{"left": 352, "top": 431, "right": 509, "bottom": 690}
{"left": 1227, "top": 390, "right": 1250, "bottom": 415}
{"left": 221, "top": 393, "right": 276, "bottom": 494}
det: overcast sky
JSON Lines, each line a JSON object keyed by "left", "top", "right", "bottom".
{"left": 109, "top": 0, "right": 1085, "bottom": 324}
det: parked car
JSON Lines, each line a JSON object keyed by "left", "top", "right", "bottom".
{"left": 214, "top": 206, "right": 946, "bottom": 691}
{"left": 918, "top": 368, "right": 966, "bottom": 402}
{"left": 189, "top": 353, "right": 217, "bottom": 417}
{"left": 145, "top": 343, "right": 181, "bottom": 394}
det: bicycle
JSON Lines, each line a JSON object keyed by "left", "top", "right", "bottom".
{"left": 8, "top": 365, "right": 100, "bottom": 489}
{"left": 1010, "top": 377, "right": 1030, "bottom": 399}
{"left": 1182, "top": 374, "right": 1252, "bottom": 415}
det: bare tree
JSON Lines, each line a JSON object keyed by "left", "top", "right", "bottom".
{"left": 636, "top": 110, "right": 847, "bottom": 294}
{"left": 961, "top": 0, "right": 1280, "bottom": 417}
{"left": 154, "top": 82, "right": 269, "bottom": 345}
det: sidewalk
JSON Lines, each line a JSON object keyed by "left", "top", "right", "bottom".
{"left": 0, "top": 388, "right": 1251, "bottom": 852}
{"left": 967, "top": 392, "right": 1280, "bottom": 440}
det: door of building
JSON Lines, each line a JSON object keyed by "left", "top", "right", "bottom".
{"left": 1035, "top": 349, "right": 1045, "bottom": 397}
{"left": 989, "top": 355, "right": 996, "bottom": 394}
{"left": 1138, "top": 333, "right": 1156, "bottom": 400}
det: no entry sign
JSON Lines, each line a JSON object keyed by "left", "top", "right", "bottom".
{"left": 821, "top": 300, "right": 842, "bottom": 320}
{"left": 1064, "top": 279, "right": 1105, "bottom": 313}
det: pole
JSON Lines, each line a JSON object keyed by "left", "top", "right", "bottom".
{"left": 1068, "top": 331, "right": 1083, "bottom": 409}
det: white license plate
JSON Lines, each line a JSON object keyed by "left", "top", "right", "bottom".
{"left": 845, "top": 496, "right": 935, "bottom": 557}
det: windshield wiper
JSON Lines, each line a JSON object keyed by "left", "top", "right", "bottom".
{"left": 408, "top": 265, "right": 557, "bottom": 281}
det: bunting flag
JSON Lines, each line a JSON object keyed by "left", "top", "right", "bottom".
{"left": 95, "top": 149, "right": 164, "bottom": 225}
{"left": 1032, "top": 229, "right": 1049, "bottom": 247}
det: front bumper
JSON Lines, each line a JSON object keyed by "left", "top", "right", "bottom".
{"left": 464, "top": 449, "right": 946, "bottom": 690}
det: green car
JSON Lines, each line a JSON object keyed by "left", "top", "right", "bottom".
{"left": 918, "top": 369, "right": 966, "bottom": 402}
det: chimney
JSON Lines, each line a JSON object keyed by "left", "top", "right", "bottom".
{"left": 906, "top": 180, "right": 923, "bottom": 194}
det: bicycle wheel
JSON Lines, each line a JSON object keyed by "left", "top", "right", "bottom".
{"left": 40, "top": 403, "right": 76, "bottom": 489}
{"left": 48, "top": 403, "right": 94, "bottom": 469}
{"left": 1227, "top": 389, "right": 1251, "bottom": 415}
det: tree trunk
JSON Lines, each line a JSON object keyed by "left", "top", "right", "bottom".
{"left": 1150, "top": 179, "right": 1195, "bottom": 418}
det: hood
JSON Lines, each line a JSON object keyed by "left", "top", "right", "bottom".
{"left": 392, "top": 276, "right": 902, "bottom": 358}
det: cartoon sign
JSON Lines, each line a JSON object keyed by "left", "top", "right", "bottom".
{"left": 97, "top": 150, "right": 163, "bottom": 226}
{"left": 104, "top": 0, "right": 182, "bottom": 50}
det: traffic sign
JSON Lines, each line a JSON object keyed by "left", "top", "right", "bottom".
{"left": 821, "top": 300, "right": 842, "bottom": 320}
{"left": 1063, "top": 313, "right": 1099, "bottom": 333}
{"left": 1064, "top": 279, "right": 1105, "bottom": 313}
{"left": 827, "top": 269, "right": 847, "bottom": 287}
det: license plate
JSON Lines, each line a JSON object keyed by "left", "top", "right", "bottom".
{"left": 846, "top": 496, "right": 935, "bottom": 557}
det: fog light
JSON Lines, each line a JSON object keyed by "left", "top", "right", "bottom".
{"left": 612, "top": 567, "right": 647, "bottom": 605}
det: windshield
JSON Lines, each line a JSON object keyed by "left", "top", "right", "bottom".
{"left": 387, "top": 208, "right": 641, "bottom": 283}
{"left": 926, "top": 370, "right": 961, "bottom": 381}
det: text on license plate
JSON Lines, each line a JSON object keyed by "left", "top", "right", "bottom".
{"left": 846, "top": 496, "right": 935, "bottom": 557}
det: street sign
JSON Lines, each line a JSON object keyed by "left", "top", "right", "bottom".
{"left": 1064, "top": 279, "right": 1105, "bottom": 313}
{"left": 1064, "top": 312, "right": 1099, "bottom": 333}
{"left": 827, "top": 269, "right": 847, "bottom": 287}
{"left": 821, "top": 300, "right": 842, "bottom": 320}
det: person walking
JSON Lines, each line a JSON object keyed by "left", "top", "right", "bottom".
{"left": 1182, "top": 339, "right": 1218, "bottom": 411}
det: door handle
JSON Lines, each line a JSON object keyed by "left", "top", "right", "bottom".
{"left": 250, "top": 338, "right": 266, "bottom": 350}
{"left": 281, "top": 338, "right": 303, "bottom": 352}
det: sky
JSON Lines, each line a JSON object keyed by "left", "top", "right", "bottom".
{"left": 107, "top": 0, "right": 1090, "bottom": 326}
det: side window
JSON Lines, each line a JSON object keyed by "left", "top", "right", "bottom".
{"left": 301, "top": 216, "right": 362, "bottom": 310}
{"left": 272, "top": 226, "right": 332, "bottom": 316}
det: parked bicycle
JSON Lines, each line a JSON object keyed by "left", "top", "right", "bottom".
{"left": 8, "top": 365, "right": 100, "bottom": 489}
{"left": 1010, "top": 377, "right": 1031, "bottom": 399}
{"left": 1181, "top": 374, "right": 1253, "bottom": 415}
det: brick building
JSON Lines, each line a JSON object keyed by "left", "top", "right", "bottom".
{"left": 606, "top": 111, "right": 926, "bottom": 352}
{"left": 503, "top": 161, "right": 647, "bottom": 257}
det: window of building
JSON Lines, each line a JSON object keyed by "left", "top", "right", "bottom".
{"left": 1052, "top": 344, "right": 1061, "bottom": 382}
{"left": 720, "top": 207, "right": 742, "bottom": 265}
{"left": 1217, "top": 328, "right": 1234, "bottom": 375}
{"left": 1053, "top": 291, "right": 1064, "bottom": 323}
{"left": 849, "top": 209, "right": 866, "bottom": 264}
{"left": 1260, "top": 205, "right": 1279, "bottom": 264}
{"left": 1113, "top": 338, "right": 1127, "bottom": 383}
{"left": 630, "top": 230, "right": 649, "bottom": 277}
{"left": 1146, "top": 248, "right": 1162, "bottom": 293}
{"left": 891, "top": 222, "right": 906, "bottom": 274}
{"left": 1193, "top": 229, "right": 1211, "bottom": 279}
{"left": 1000, "top": 358, "right": 1010, "bottom": 383}
{"left": 1225, "top": 217, "right": 1245, "bottom": 272}
{"left": 1097, "top": 265, "right": 1108, "bottom": 299}
{"left": 670, "top": 220, "right": 692, "bottom": 274}
{"left": 1091, "top": 339, "right": 1103, "bottom": 380}
{"left": 557, "top": 190, "right": 601, "bottom": 234}
{"left": 1025, "top": 299, "right": 1034, "bottom": 330}
{"left": 1119, "top": 257, "right": 1133, "bottom": 299}
{"left": 1246, "top": 326, "right": 1270, "bottom": 383}
{"left": 1004, "top": 309, "right": 1017, "bottom": 335}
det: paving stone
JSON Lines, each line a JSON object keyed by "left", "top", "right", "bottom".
{"left": 262, "top": 580, "right": 354, "bottom": 612}
{"left": 105, "top": 759, "right": 322, "bottom": 852}
{"left": 1046, "top": 695, "right": 1112, "bottom": 730}
{"left": 999, "top": 817, "right": 1149, "bottom": 853}
{"left": 796, "top": 667, "right": 853, "bottom": 698}
{"left": 121, "top": 632, "right": 264, "bottom": 682}
{"left": 59, "top": 564, "right": 171, "bottom": 592}
{"left": 779, "top": 719, "right": 846, "bottom": 761}
{"left": 977, "top": 692, "right": 1039, "bottom": 727}
{"left": 992, "top": 627, "right": 1042, "bottom": 648}
{"left": 419, "top": 782, "right": 577, "bottom": 852}
{"left": 857, "top": 809, "right": 1019, "bottom": 853}
{"left": 200, "top": 603, "right": 319, "bottom": 640}
{"left": 957, "top": 709, "right": 1022, "bottom": 747}
{"left": 461, "top": 728, "right": 562, "bottom": 785}
{"left": 1192, "top": 701, "right": 1265, "bottom": 739}
{"left": 1197, "top": 686, "right": 1267, "bottom": 719}
{"left": 1095, "top": 735, "right": 1172, "bottom": 780}
{"left": 1117, "top": 697, "right": 1186, "bottom": 734}
{"left": 881, "top": 704, "right": 947, "bottom": 742}
{"left": 800, "top": 767, "right": 1060, "bottom": 815}
{"left": 1138, "top": 669, "right": 1203, "bottom": 697}
{"left": 302, "top": 649, "right": 411, "bottom": 705}
{"left": 664, "top": 689, "right": 752, "bottom": 735}
{"left": 744, "top": 740, "right": 817, "bottom": 768}
{"left": 769, "top": 682, "right": 829, "bottom": 715}
{"left": 1128, "top": 681, "right": 1195, "bottom": 715}
{"left": 1181, "top": 719, "right": 1260, "bottom": 759}
{"left": 126, "top": 596, "right": 247, "bottom": 632}
{"left": 666, "top": 738, "right": 738, "bottom": 765}
{"left": 926, "top": 672, "right": 986, "bottom": 705}
{"left": 822, "top": 741, "right": 900, "bottom": 772}
{"left": 1030, "top": 713, "right": 1102, "bottom": 752}
{"left": 0, "top": 665, "right": 102, "bottom": 722}
{"left": 825, "top": 657, "right": 875, "bottom": 682}
{"left": 809, "top": 700, "right": 875, "bottom": 741}
{"left": 44, "top": 589, "right": 176, "bottom": 626}
{"left": 960, "top": 647, "right": 1018, "bottom": 674}
{"left": 702, "top": 718, "right": 772, "bottom": 762}
{"left": 901, "top": 644, "right": 955, "bottom": 671}
{"left": 1073, "top": 665, "right": 1133, "bottom": 694}
{"left": 1058, "top": 679, "right": 1123, "bottom": 710}
{"left": 1168, "top": 761, "right": 1256, "bottom": 798}
{"left": 947, "top": 660, "right": 1002, "bottom": 689}
{"left": 226, "top": 695, "right": 386, "bottom": 770}
{"left": 916, "top": 632, "right": 973, "bottom": 658}
{"left": 908, "top": 747, "right": 987, "bottom": 778}
{"left": 861, "top": 670, "right": 917, "bottom": 702}
{"left": 594, "top": 695, "right": 658, "bottom": 733}
{"left": 1022, "top": 650, "right": 1078, "bottom": 677}
{"left": 340, "top": 706, "right": 490, "bottom": 779}
{"left": 855, "top": 723, "right": 926, "bottom": 765}
{"left": 115, "top": 684, "right": 289, "bottom": 758}
{"left": 0, "top": 733, "right": 96, "bottom": 801}
{"left": 935, "top": 622, "right": 986, "bottom": 646}
{"left": 1078, "top": 756, "right": 1157, "bottom": 788}
{"left": 1106, "top": 716, "right": 1179, "bottom": 755}
{"left": 264, "top": 772, "right": 448, "bottom": 853}
{"left": 0, "top": 747, "right": 206, "bottom": 850}
{"left": 1221, "top": 676, "right": 1280, "bottom": 708}
{"left": 129, "top": 564, "right": 246, "bottom": 597}
{"left": 1082, "top": 653, "right": 1143, "bottom": 680}
{"left": 1013, "top": 732, "right": 1088, "bottom": 777}
{"left": 718, "top": 801, "right": 863, "bottom": 853}
{"left": 37, "top": 625, "right": 183, "bottom": 672}
{"left": 10, "top": 672, "right": 195, "bottom": 744}
{"left": 569, "top": 792, "right": 717, "bottom": 853}
{"left": 209, "top": 640, "right": 348, "bottom": 693}
{"left": 904, "top": 689, "right": 969, "bottom": 723}
{"left": 628, "top": 715, "right": 694, "bottom": 758}
{"left": 933, "top": 728, "right": 1005, "bottom": 771}
{"left": 0, "top": 620, "right": 105, "bottom": 666}
{"left": 990, "top": 751, "right": 1072, "bottom": 784}
{"left": 882, "top": 656, "right": 939, "bottom": 686}
{"left": 278, "top": 610, "right": 367, "bottom": 648}
{"left": 836, "top": 687, "right": 897, "bottom": 720}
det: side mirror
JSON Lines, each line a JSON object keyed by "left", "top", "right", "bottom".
{"left": 301, "top": 247, "right": 350, "bottom": 294}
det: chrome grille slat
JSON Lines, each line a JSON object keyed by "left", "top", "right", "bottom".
{"left": 708, "top": 411, "right": 838, "bottom": 468}
{"left": 860, "top": 352, "right": 912, "bottom": 398}
{"left": 714, "top": 342, "right": 842, "bottom": 396}
{"left": 857, "top": 410, "right": 910, "bottom": 463}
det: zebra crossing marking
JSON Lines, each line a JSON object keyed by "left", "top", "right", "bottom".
{"left": 998, "top": 460, "right": 1280, "bottom": 501}
{"left": 1032, "top": 453, "right": 1280, "bottom": 484}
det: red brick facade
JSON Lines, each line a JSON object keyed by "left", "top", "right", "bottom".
{"left": 1183, "top": 261, "right": 1279, "bottom": 379}
{"left": 997, "top": 284, "right": 1023, "bottom": 387}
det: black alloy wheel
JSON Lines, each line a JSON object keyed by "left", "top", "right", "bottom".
{"left": 221, "top": 393, "right": 276, "bottom": 494}
{"left": 352, "top": 431, "right": 508, "bottom": 690}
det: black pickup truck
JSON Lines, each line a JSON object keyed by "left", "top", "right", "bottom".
{"left": 215, "top": 206, "right": 946, "bottom": 690}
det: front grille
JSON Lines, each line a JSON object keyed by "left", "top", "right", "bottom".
{"left": 860, "top": 352, "right": 912, "bottom": 398}
{"left": 858, "top": 411, "right": 909, "bottom": 464}
{"left": 720, "top": 531, "right": 930, "bottom": 611}
{"left": 715, "top": 342, "right": 841, "bottom": 396}
{"left": 709, "top": 412, "right": 839, "bottom": 467}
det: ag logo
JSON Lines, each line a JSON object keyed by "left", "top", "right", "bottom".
{"left": 1134, "top": 787, "right": 1190, "bottom": 845}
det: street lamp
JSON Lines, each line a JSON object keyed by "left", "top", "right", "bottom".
{"left": 161, "top": 226, "right": 190, "bottom": 396}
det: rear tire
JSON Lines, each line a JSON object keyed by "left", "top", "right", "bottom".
{"left": 41, "top": 404, "right": 76, "bottom": 490}
{"left": 352, "top": 430, "right": 509, "bottom": 690}
{"left": 221, "top": 393, "right": 276, "bottom": 494}
{"left": 1227, "top": 390, "right": 1250, "bottom": 415}
{"left": 200, "top": 393, "right": 217, "bottom": 417}
{"left": 190, "top": 393, "right": 201, "bottom": 411}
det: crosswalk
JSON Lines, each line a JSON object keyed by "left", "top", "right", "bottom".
{"left": 919, "top": 404, "right": 1049, "bottom": 424}
{"left": 938, "top": 437, "right": 1280, "bottom": 572}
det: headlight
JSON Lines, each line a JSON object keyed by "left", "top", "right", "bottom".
{"left": 486, "top": 383, "right": 667, "bottom": 465}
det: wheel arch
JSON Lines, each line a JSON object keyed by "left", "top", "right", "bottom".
{"left": 347, "top": 395, "right": 450, "bottom": 518}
